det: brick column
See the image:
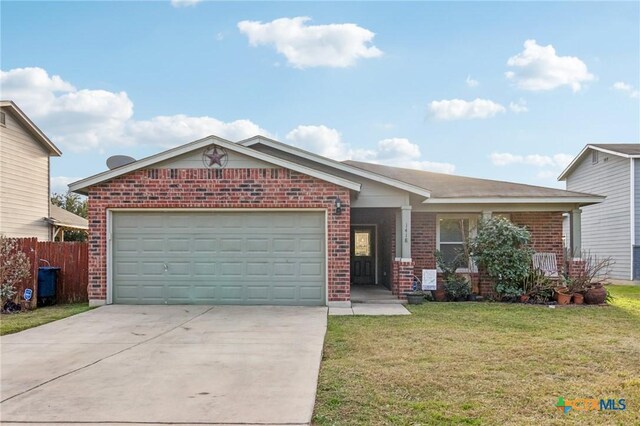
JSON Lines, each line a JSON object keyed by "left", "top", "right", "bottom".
{"left": 568, "top": 258, "right": 586, "bottom": 279}
{"left": 392, "top": 258, "right": 415, "bottom": 299}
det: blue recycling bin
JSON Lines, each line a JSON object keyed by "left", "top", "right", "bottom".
{"left": 38, "top": 266, "right": 61, "bottom": 306}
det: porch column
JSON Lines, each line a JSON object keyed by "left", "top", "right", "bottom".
{"left": 570, "top": 208, "right": 582, "bottom": 258}
{"left": 401, "top": 205, "right": 412, "bottom": 259}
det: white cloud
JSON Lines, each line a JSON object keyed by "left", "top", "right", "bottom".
{"left": 612, "top": 81, "right": 640, "bottom": 99}
{"left": 170, "top": 0, "right": 202, "bottom": 8}
{"left": 127, "top": 115, "right": 268, "bottom": 148}
{"left": 509, "top": 99, "right": 528, "bottom": 113}
{"left": 466, "top": 75, "right": 479, "bottom": 87}
{"left": 428, "top": 98, "right": 506, "bottom": 120}
{"left": 51, "top": 176, "right": 82, "bottom": 194}
{"left": 237, "top": 17, "right": 383, "bottom": 68}
{"left": 0, "top": 67, "right": 268, "bottom": 152}
{"left": 286, "top": 125, "right": 350, "bottom": 159}
{"left": 505, "top": 40, "right": 594, "bottom": 92}
{"left": 490, "top": 152, "right": 573, "bottom": 181}
{"left": 285, "top": 126, "right": 455, "bottom": 173}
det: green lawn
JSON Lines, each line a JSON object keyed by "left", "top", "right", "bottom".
{"left": 314, "top": 285, "right": 640, "bottom": 425}
{"left": 0, "top": 303, "right": 93, "bottom": 336}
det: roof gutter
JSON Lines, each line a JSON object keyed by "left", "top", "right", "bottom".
{"left": 423, "top": 196, "right": 606, "bottom": 205}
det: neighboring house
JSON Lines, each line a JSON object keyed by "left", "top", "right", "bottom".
{"left": 69, "top": 135, "right": 604, "bottom": 307}
{"left": 0, "top": 100, "right": 62, "bottom": 240}
{"left": 559, "top": 144, "right": 640, "bottom": 282}
{"left": 46, "top": 204, "right": 89, "bottom": 241}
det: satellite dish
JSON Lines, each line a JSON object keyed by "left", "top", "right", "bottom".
{"left": 106, "top": 155, "right": 136, "bottom": 170}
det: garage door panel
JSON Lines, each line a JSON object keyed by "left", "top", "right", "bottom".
{"left": 299, "top": 262, "right": 323, "bottom": 277}
{"left": 300, "top": 286, "right": 323, "bottom": 302}
{"left": 299, "top": 238, "right": 322, "bottom": 254}
{"left": 167, "top": 239, "right": 190, "bottom": 253}
{"left": 246, "top": 262, "right": 270, "bottom": 277}
{"left": 220, "top": 239, "right": 243, "bottom": 253}
{"left": 193, "top": 262, "right": 216, "bottom": 276}
{"left": 273, "top": 238, "right": 296, "bottom": 253}
{"left": 112, "top": 211, "right": 325, "bottom": 305}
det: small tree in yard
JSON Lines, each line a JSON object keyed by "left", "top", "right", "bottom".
{"left": 469, "top": 217, "right": 534, "bottom": 298}
{"left": 0, "top": 236, "right": 31, "bottom": 308}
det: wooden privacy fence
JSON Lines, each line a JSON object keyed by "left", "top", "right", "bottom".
{"left": 12, "top": 238, "right": 88, "bottom": 303}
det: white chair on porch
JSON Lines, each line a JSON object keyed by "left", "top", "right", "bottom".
{"left": 532, "top": 253, "right": 560, "bottom": 279}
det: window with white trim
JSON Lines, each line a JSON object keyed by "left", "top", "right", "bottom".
{"left": 436, "top": 215, "right": 478, "bottom": 271}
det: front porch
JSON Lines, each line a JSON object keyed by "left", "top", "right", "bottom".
{"left": 348, "top": 207, "right": 576, "bottom": 301}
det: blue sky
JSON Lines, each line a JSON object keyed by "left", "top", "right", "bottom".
{"left": 1, "top": 1, "right": 638, "bottom": 193}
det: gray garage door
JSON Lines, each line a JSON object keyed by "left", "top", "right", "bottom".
{"left": 112, "top": 211, "right": 325, "bottom": 305}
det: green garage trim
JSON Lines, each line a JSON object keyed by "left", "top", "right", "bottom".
{"left": 111, "top": 211, "right": 326, "bottom": 305}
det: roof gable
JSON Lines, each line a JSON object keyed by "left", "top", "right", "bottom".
{"left": 69, "top": 135, "right": 361, "bottom": 194}
{"left": 239, "top": 135, "right": 432, "bottom": 198}
{"left": 0, "top": 100, "right": 61, "bottom": 156}
{"left": 559, "top": 144, "right": 639, "bottom": 181}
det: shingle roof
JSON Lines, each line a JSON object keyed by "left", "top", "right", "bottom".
{"left": 46, "top": 205, "right": 88, "bottom": 230}
{"left": 343, "top": 160, "right": 602, "bottom": 199}
{"left": 589, "top": 144, "right": 640, "bottom": 156}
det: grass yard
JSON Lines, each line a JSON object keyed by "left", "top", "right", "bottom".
{"left": 314, "top": 285, "right": 640, "bottom": 425}
{"left": 0, "top": 303, "right": 93, "bottom": 336}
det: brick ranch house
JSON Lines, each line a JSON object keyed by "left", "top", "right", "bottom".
{"left": 69, "top": 135, "right": 604, "bottom": 307}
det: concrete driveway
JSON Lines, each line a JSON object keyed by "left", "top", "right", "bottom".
{"left": 0, "top": 305, "right": 327, "bottom": 425}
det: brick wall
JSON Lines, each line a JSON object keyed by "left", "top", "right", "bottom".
{"left": 412, "top": 212, "right": 437, "bottom": 270}
{"left": 511, "top": 212, "right": 564, "bottom": 273}
{"left": 87, "top": 168, "right": 351, "bottom": 303}
{"left": 407, "top": 211, "right": 564, "bottom": 297}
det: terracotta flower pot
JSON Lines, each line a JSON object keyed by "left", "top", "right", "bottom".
{"left": 585, "top": 284, "right": 607, "bottom": 305}
{"left": 555, "top": 291, "right": 571, "bottom": 305}
{"left": 572, "top": 293, "right": 584, "bottom": 305}
{"left": 519, "top": 294, "right": 530, "bottom": 303}
{"left": 434, "top": 289, "right": 447, "bottom": 302}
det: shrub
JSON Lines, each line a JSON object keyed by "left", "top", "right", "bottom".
{"left": 521, "top": 268, "right": 554, "bottom": 302}
{"left": 0, "top": 236, "right": 31, "bottom": 306}
{"left": 469, "top": 217, "right": 534, "bottom": 297}
{"left": 444, "top": 275, "right": 471, "bottom": 301}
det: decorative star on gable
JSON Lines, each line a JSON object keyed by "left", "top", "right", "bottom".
{"left": 202, "top": 145, "right": 229, "bottom": 168}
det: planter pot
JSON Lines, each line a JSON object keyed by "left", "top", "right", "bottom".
{"left": 406, "top": 293, "right": 425, "bottom": 305}
{"left": 572, "top": 293, "right": 584, "bottom": 305}
{"left": 519, "top": 294, "right": 530, "bottom": 303}
{"left": 555, "top": 291, "right": 571, "bottom": 305}
{"left": 585, "top": 284, "right": 607, "bottom": 305}
{"left": 434, "top": 289, "right": 447, "bottom": 302}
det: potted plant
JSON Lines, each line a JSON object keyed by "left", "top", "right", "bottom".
{"left": 405, "top": 276, "right": 425, "bottom": 305}
{"left": 433, "top": 288, "right": 447, "bottom": 302}
{"left": 406, "top": 291, "right": 425, "bottom": 304}
{"left": 554, "top": 286, "right": 571, "bottom": 305}
{"left": 584, "top": 283, "right": 607, "bottom": 304}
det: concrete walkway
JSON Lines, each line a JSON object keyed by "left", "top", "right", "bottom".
{"left": 329, "top": 304, "right": 411, "bottom": 316}
{"left": 0, "top": 305, "right": 327, "bottom": 425}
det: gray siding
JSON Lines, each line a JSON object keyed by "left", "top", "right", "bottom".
{"left": 635, "top": 158, "right": 640, "bottom": 279}
{"left": 0, "top": 111, "right": 51, "bottom": 240}
{"left": 635, "top": 158, "right": 640, "bottom": 246}
{"left": 566, "top": 149, "right": 631, "bottom": 280}
{"left": 254, "top": 145, "right": 409, "bottom": 207}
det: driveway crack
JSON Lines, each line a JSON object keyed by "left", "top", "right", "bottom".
{"left": 0, "top": 306, "right": 215, "bottom": 404}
